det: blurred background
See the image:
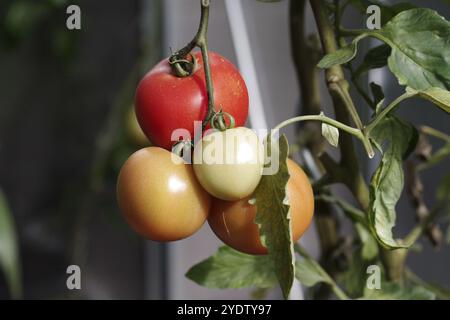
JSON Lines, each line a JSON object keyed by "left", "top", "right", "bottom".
{"left": 0, "top": 0, "right": 449, "bottom": 299}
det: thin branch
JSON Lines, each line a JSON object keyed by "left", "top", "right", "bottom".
{"left": 316, "top": 194, "right": 368, "bottom": 227}
{"left": 420, "top": 126, "right": 450, "bottom": 143}
{"left": 338, "top": 27, "right": 367, "bottom": 37}
{"left": 404, "top": 204, "right": 445, "bottom": 245}
{"left": 365, "top": 91, "right": 416, "bottom": 134}
{"left": 273, "top": 114, "right": 363, "bottom": 138}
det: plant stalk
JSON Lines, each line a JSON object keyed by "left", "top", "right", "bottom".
{"left": 310, "top": 0, "right": 407, "bottom": 284}
{"left": 170, "top": 0, "right": 217, "bottom": 130}
{"left": 309, "top": 0, "right": 371, "bottom": 206}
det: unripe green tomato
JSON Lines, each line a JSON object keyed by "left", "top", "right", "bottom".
{"left": 117, "top": 147, "right": 211, "bottom": 241}
{"left": 125, "top": 106, "right": 150, "bottom": 147}
{"left": 193, "top": 127, "right": 264, "bottom": 201}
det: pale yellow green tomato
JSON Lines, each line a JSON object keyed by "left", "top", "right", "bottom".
{"left": 193, "top": 127, "right": 264, "bottom": 201}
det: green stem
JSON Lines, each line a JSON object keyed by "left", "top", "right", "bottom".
{"left": 310, "top": 0, "right": 374, "bottom": 159}
{"left": 404, "top": 204, "right": 444, "bottom": 245}
{"left": 420, "top": 125, "right": 450, "bottom": 142}
{"left": 171, "top": 0, "right": 210, "bottom": 60}
{"left": 365, "top": 91, "right": 416, "bottom": 134}
{"left": 310, "top": 0, "right": 408, "bottom": 285}
{"left": 170, "top": 0, "right": 218, "bottom": 130}
{"left": 272, "top": 115, "right": 374, "bottom": 159}
{"left": 339, "top": 27, "right": 367, "bottom": 37}
{"left": 273, "top": 114, "right": 362, "bottom": 139}
{"left": 380, "top": 249, "right": 408, "bottom": 284}
{"left": 334, "top": 0, "right": 346, "bottom": 48}
{"left": 331, "top": 281, "right": 350, "bottom": 300}
{"left": 199, "top": 42, "right": 215, "bottom": 130}
{"left": 317, "top": 194, "right": 368, "bottom": 228}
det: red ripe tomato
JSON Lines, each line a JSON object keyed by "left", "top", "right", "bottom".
{"left": 135, "top": 51, "right": 249, "bottom": 150}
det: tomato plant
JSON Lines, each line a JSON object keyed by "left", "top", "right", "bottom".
{"left": 117, "top": 147, "right": 211, "bottom": 241}
{"left": 208, "top": 159, "right": 314, "bottom": 255}
{"left": 193, "top": 127, "right": 263, "bottom": 201}
{"left": 135, "top": 51, "right": 249, "bottom": 150}
{"left": 115, "top": 0, "right": 450, "bottom": 301}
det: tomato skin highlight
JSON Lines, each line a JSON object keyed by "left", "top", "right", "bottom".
{"left": 208, "top": 159, "right": 314, "bottom": 255}
{"left": 135, "top": 51, "right": 249, "bottom": 150}
{"left": 193, "top": 127, "right": 264, "bottom": 201}
{"left": 117, "top": 147, "right": 212, "bottom": 242}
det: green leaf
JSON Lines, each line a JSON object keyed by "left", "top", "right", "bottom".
{"left": 321, "top": 123, "right": 339, "bottom": 147}
{"left": 186, "top": 246, "right": 277, "bottom": 289}
{"left": 321, "top": 9, "right": 450, "bottom": 93}
{"left": 295, "top": 259, "right": 332, "bottom": 288}
{"left": 355, "top": 223, "right": 379, "bottom": 261}
{"left": 355, "top": 44, "right": 391, "bottom": 77}
{"left": 362, "top": 282, "right": 436, "bottom": 300}
{"left": 318, "top": 34, "right": 368, "bottom": 69}
{"left": 368, "top": 116, "right": 418, "bottom": 248}
{"left": 295, "top": 245, "right": 349, "bottom": 300}
{"left": 415, "top": 87, "right": 450, "bottom": 115}
{"left": 373, "top": 9, "right": 450, "bottom": 90}
{"left": 0, "top": 190, "right": 22, "bottom": 299}
{"left": 254, "top": 135, "right": 294, "bottom": 299}
{"left": 294, "top": 245, "right": 332, "bottom": 287}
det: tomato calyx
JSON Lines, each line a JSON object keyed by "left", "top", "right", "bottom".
{"left": 209, "top": 109, "right": 236, "bottom": 131}
{"left": 168, "top": 52, "right": 198, "bottom": 78}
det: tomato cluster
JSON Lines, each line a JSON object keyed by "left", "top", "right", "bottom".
{"left": 116, "top": 52, "right": 314, "bottom": 254}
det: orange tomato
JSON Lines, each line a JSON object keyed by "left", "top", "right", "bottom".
{"left": 208, "top": 159, "right": 314, "bottom": 254}
{"left": 117, "top": 147, "right": 211, "bottom": 241}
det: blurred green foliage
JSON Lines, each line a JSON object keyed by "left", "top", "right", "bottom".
{"left": 0, "top": 0, "right": 79, "bottom": 64}
{"left": 0, "top": 190, "right": 21, "bottom": 299}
